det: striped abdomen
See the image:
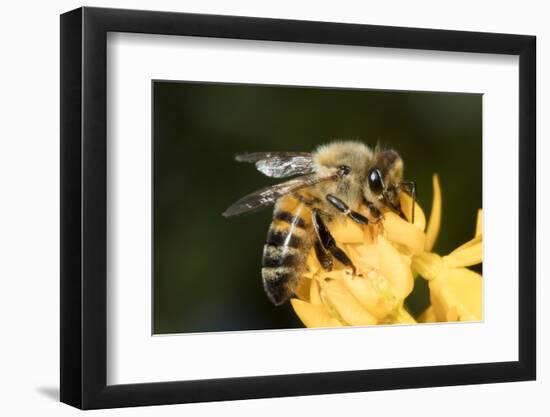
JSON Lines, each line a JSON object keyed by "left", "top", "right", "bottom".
{"left": 262, "top": 195, "right": 313, "bottom": 305}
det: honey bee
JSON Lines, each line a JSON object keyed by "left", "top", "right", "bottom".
{"left": 223, "top": 141, "right": 416, "bottom": 305}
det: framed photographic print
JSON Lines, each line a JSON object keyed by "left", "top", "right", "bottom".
{"left": 60, "top": 6, "right": 536, "bottom": 409}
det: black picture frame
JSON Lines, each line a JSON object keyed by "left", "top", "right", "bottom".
{"left": 60, "top": 6, "right": 536, "bottom": 410}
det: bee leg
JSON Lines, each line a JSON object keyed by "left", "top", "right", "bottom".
{"left": 314, "top": 240, "right": 333, "bottom": 271}
{"left": 329, "top": 245, "right": 357, "bottom": 276}
{"left": 325, "top": 194, "right": 369, "bottom": 225}
{"left": 312, "top": 208, "right": 358, "bottom": 276}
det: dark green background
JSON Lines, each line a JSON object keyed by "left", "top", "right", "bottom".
{"left": 153, "top": 81, "right": 482, "bottom": 334}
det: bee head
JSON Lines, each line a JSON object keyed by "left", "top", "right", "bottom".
{"left": 363, "top": 149, "right": 404, "bottom": 210}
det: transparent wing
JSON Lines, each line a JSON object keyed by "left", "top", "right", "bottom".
{"left": 236, "top": 152, "right": 314, "bottom": 178}
{"left": 222, "top": 173, "right": 336, "bottom": 217}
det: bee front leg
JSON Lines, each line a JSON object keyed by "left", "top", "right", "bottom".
{"left": 325, "top": 194, "right": 369, "bottom": 225}
{"left": 311, "top": 208, "right": 358, "bottom": 276}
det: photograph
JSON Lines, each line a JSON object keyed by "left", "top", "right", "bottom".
{"left": 153, "top": 81, "right": 483, "bottom": 334}
{"left": 55, "top": 4, "right": 537, "bottom": 411}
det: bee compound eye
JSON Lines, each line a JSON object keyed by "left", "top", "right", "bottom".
{"left": 338, "top": 165, "right": 351, "bottom": 176}
{"left": 368, "top": 168, "right": 383, "bottom": 193}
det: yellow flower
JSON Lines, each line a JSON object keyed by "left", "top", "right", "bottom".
{"left": 413, "top": 209, "right": 483, "bottom": 322}
{"left": 290, "top": 174, "right": 483, "bottom": 327}
{"left": 291, "top": 177, "right": 433, "bottom": 327}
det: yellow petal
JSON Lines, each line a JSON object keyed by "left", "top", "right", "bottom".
{"left": 341, "top": 270, "right": 395, "bottom": 320}
{"left": 411, "top": 251, "right": 444, "bottom": 281}
{"left": 396, "top": 307, "right": 417, "bottom": 324}
{"left": 445, "top": 240, "right": 482, "bottom": 268}
{"left": 305, "top": 250, "right": 321, "bottom": 277}
{"left": 383, "top": 212, "right": 426, "bottom": 255}
{"left": 475, "top": 209, "right": 483, "bottom": 238}
{"left": 380, "top": 305, "right": 417, "bottom": 324}
{"left": 400, "top": 191, "right": 426, "bottom": 231}
{"left": 309, "top": 278, "right": 323, "bottom": 305}
{"left": 330, "top": 217, "right": 366, "bottom": 244}
{"left": 429, "top": 268, "right": 482, "bottom": 322}
{"left": 418, "top": 306, "right": 438, "bottom": 323}
{"left": 320, "top": 279, "right": 378, "bottom": 326}
{"left": 290, "top": 298, "right": 343, "bottom": 328}
{"left": 319, "top": 269, "right": 350, "bottom": 280}
{"left": 294, "top": 277, "right": 311, "bottom": 302}
{"left": 447, "top": 208, "right": 482, "bottom": 256}
{"left": 346, "top": 242, "right": 380, "bottom": 272}
{"left": 451, "top": 235, "right": 482, "bottom": 254}
{"left": 425, "top": 174, "right": 442, "bottom": 251}
{"left": 377, "top": 236, "right": 414, "bottom": 299}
